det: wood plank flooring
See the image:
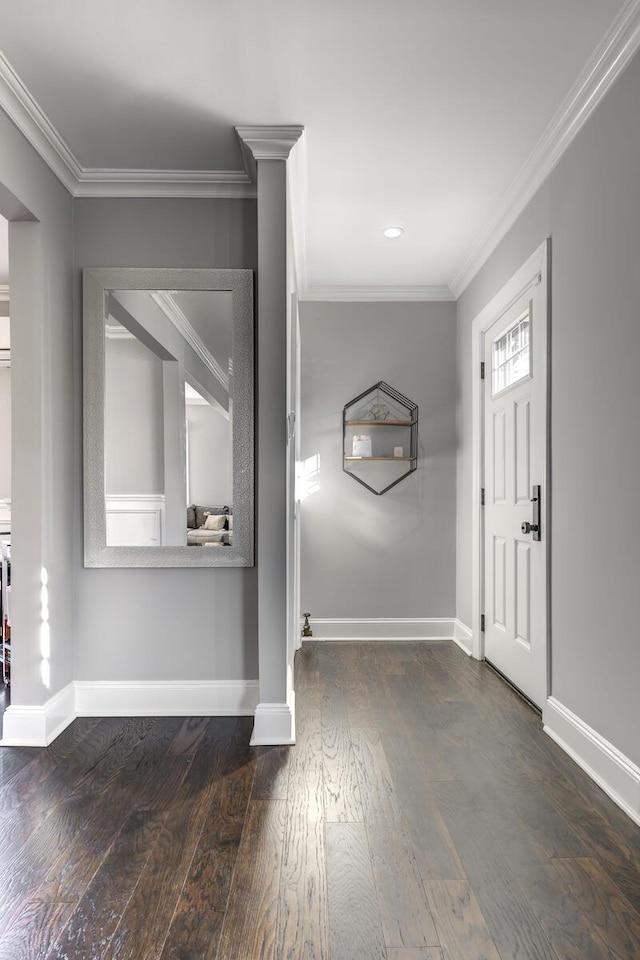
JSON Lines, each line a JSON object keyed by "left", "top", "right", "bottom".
{"left": 0, "top": 641, "right": 639, "bottom": 959}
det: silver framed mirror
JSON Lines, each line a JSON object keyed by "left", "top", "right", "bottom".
{"left": 83, "top": 267, "right": 254, "bottom": 567}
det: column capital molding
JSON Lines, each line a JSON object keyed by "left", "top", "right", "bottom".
{"left": 236, "top": 125, "right": 304, "bottom": 176}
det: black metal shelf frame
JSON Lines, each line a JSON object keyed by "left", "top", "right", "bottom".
{"left": 342, "top": 381, "right": 418, "bottom": 495}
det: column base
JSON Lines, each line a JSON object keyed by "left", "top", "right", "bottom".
{"left": 250, "top": 696, "right": 296, "bottom": 745}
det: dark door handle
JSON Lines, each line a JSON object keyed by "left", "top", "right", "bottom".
{"left": 523, "top": 484, "right": 542, "bottom": 541}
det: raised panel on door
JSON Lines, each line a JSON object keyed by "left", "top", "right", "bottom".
{"left": 493, "top": 410, "right": 506, "bottom": 504}
{"left": 514, "top": 540, "right": 531, "bottom": 649}
{"left": 514, "top": 398, "right": 530, "bottom": 505}
{"left": 493, "top": 536, "right": 507, "bottom": 630}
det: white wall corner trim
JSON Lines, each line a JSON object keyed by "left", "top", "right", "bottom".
{"left": 304, "top": 618, "right": 458, "bottom": 641}
{"left": 74, "top": 680, "right": 259, "bottom": 717}
{"left": 452, "top": 619, "right": 473, "bottom": 656}
{"left": 299, "top": 285, "right": 454, "bottom": 303}
{"left": 1, "top": 682, "right": 76, "bottom": 746}
{"left": 251, "top": 699, "right": 296, "bottom": 745}
{"left": 544, "top": 697, "right": 640, "bottom": 826}
{"left": 450, "top": 0, "right": 640, "bottom": 296}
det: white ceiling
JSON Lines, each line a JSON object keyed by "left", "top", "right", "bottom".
{"left": 0, "top": 0, "right": 631, "bottom": 294}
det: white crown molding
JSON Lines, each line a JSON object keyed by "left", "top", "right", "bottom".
{"left": 450, "top": 0, "right": 640, "bottom": 297}
{"left": 0, "top": 51, "right": 81, "bottom": 192}
{"left": 300, "top": 285, "right": 454, "bottom": 302}
{"left": 151, "top": 291, "right": 229, "bottom": 392}
{"left": 4, "top": 0, "right": 639, "bottom": 285}
{"left": 236, "top": 124, "right": 305, "bottom": 167}
{"left": 0, "top": 51, "right": 255, "bottom": 198}
{"left": 74, "top": 168, "right": 255, "bottom": 199}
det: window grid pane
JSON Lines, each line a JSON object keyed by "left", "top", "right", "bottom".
{"left": 492, "top": 311, "right": 530, "bottom": 396}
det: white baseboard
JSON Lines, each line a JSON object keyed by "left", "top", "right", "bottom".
{"left": 303, "top": 617, "right": 458, "bottom": 642}
{"left": 452, "top": 619, "right": 473, "bottom": 656}
{"left": 1, "top": 681, "right": 76, "bottom": 746}
{"left": 250, "top": 696, "right": 296, "bottom": 745}
{"left": 1, "top": 679, "right": 259, "bottom": 746}
{"left": 74, "top": 679, "right": 259, "bottom": 717}
{"left": 544, "top": 697, "right": 640, "bottom": 826}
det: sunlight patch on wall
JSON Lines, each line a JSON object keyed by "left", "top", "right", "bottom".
{"left": 296, "top": 454, "right": 320, "bottom": 501}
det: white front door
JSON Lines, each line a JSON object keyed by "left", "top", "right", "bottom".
{"left": 483, "top": 277, "right": 547, "bottom": 708}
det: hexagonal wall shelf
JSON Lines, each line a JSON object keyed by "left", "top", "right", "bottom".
{"left": 343, "top": 381, "right": 418, "bottom": 495}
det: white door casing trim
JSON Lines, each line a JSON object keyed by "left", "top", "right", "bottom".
{"left": 471, "top": 240, "right": 550, "bottom": 670}
{"left": 544, "top": 697, "right": 640, "bottom": 827}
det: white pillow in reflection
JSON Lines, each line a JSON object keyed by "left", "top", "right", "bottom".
{"left": 203, "top": 513, "right": 226, "bottom": 531}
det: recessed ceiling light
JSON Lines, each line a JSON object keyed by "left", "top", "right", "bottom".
{"left": 382, "top": 226, "right": 404, "bottom": 239}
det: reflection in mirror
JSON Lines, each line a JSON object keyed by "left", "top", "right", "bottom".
{"left": 84, "top": 267, "right": 253, "bottom": 568}
{"left": 103, "top": 289, "right": 234, "bottom": 549}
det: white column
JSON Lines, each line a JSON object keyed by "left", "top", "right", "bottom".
{"left": 162, "top": 361, "right": 187, "bottom": 546}
{"left": 237, "top": 125, "right": 303, "bottom": 745}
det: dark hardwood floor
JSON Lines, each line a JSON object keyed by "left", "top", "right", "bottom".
{"left": 0, "top": 641, "right": 639, "bottom": 958}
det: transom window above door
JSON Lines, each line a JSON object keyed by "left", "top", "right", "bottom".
{"left": 492, "top": 307, "right": 531, "bottom": 396}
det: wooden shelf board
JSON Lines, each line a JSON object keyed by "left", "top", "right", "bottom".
{"left": 345, "top": 419, "right": 416, "bottom": 426}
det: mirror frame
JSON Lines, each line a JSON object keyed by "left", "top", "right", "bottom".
{"left": 83, "top": 267, "right": 254, "bottom": 567}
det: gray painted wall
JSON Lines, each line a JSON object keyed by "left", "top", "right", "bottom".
{"left": 74, "top": 198, "right": 258, "bottom": 682}
{"left": 456, "top": 49, "right": 640, "bottom": 764}
{"left": 0, "top": 111, "right": 75, "bottom": 706}
{"left": 300, "top": 301, "right": 457, "bottom": 619}
{"left": 0, "top": 214, "right": 8, "bottom": 284}
{"left": 105, "top": 337, "right": 164, "bottom": 495}
{"left": 186, "top": 403, "right": 231, "bottom": 506}
{"left": 0, "top": 368, "right": 10, "bottom": 500}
